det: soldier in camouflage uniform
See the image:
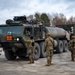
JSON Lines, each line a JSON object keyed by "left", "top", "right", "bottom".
{"left": 45, "top": 32, "right": 54, "bottom": 66}
{"left": 23, "top": 36, "right": 35, "bottom": 64}
{"left": 68, "top": 35, "right": 75, "bottom": 61}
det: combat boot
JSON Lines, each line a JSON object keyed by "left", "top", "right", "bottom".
{"left": 28, "top": 59, "right": 33, "bottom": 64}
{"left": 31, "top": 61, "right": 34, "bottom": 63}
{"left": 45, "top": 64, "right": 50, "bottom": 66}
{"left": 72, "top": 58, "right": 74, "bottom": 61}
{"left": 45, "top": 62, "right": 51, "bottom": 66}
{"left": 71, "top": 55, "right": 74, "bottom": 61}
{"left": 28, "top": 59, "right": 34, "bottom": 64}
{"left": 28, "top": 61, "right": 33, "bottom": 64}
{"left": 32, "top": 58, "right": 34, "bottom": 63}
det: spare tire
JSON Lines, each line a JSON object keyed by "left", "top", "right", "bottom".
{"left": 34, "top": 43, "right": 40, "bottom": 60}
{"left": 40, "top": 42, "right": 46, "bottom": 58}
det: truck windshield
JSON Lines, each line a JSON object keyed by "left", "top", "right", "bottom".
{"left": 0, "top": 26, "right": 23, "bottom": 36}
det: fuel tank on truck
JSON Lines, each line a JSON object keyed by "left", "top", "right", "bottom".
{"left": 45, "top": 27, "right": 66, "bottom": 38}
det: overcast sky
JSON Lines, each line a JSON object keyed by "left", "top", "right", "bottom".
{"left": 0, "top": 0, "right": 75, "bottom": 24}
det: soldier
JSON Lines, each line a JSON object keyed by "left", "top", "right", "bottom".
{"left": 23, "top": 35, "right": 35, "bottom": 64}
{"left": 45, "top": 32, "right": 54, "bottom": 66}
{"left": 68, "top": 35, "right": 75, "bottom": 61}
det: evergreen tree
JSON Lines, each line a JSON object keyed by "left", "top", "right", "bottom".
{"left": 35, "top": 13, "right": 41, "bottom": 21}
{"left": 41, "top": 13, "right": 50, "bottom": 26}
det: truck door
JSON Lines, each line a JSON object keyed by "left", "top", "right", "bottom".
{"left": 23, "top": 27, "right": 33, "bottom": 39}
{"left": 34, "top": 27, "right": 46, "bottom": 40}
{"left": 34, "top": 27, "right": 40, "bottom": 40}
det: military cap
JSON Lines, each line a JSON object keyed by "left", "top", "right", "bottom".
{"left": 30, "top": 35, "right": 34, "bottom": 39}
{"left": 72, "top": 36, "right": 75, "bottom": 39}
{"left": 46, "top": 32, "right": 50, "bottom": 36}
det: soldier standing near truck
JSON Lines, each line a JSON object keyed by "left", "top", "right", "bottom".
{"left": 45, "top": 32, "right": 54, "bottom": 66}
{"left": 69, "top": 35, "right": 75, "bottom": 61}
{"left": 23, "top": 35, "right": 35, "bottom": 64}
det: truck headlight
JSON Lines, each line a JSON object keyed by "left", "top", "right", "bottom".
{"left": 17, "top": 38, "right": 19, "bottom": 41}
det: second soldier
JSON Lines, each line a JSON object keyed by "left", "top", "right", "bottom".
{"left": 45, "top": 32, "right": 54, "bottom": 66}
{"left": 23, "top": 35, "right": 35, "bottom": 64}
{"left": 68, "top": 35, "right": 75, "bottom": 61}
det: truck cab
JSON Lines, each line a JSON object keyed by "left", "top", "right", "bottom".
{"left": 0, "top": 23, "right": 46, "bottom": 60}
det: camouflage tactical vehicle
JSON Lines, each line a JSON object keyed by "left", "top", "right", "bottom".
{"left": 0, "top": 16, "right": 46, "bottom": 60}
{"left": 0, "top": 16, "right": 69, "bottom": 60}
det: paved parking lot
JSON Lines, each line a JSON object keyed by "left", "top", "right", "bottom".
{"left": 0, "top": 49, "right": 75, "bottom": 75}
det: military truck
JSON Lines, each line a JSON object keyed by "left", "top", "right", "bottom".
{"left": 0, "top": 16, "right": 69, "bottom": 60}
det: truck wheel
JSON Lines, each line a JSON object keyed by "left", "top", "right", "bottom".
{"left": 57, "top": 40, "right": 63, "bottom": 53}
{"left": 63, "top": 40, "right": 68, "bottom": 52}
{"left": 40, "top": 42, "right": 46, "bottom": 58}
{"left": 5, "top": 50, "right": 16, "bottom": 60}
{"left": 34, "top": 43, "right": 40, "bottom": 60}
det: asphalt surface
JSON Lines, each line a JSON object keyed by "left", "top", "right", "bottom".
{"left": 0, "top": 49, "right": 75, "bottom": 75}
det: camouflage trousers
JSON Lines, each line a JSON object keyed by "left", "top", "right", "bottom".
{"left": 29, "top": 49, "right": 34, "bottom": 63}
{"left": 46, "top": 49, "right": 53, "bottom": 64}
{"left": 71, "top": 48, "right": 75, "bottom": 61}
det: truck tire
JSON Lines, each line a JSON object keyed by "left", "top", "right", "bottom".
{"left": 63, "top": 40, "right": 68, "bottom": 52}
{"left": 40, "top": 42, "right": 46, "bottom": 58}
{"left": 57, "top": 40, "right": 63, "bottom": 53}
{"left": 5, "top": 50, "right": 16, "bottom": 60}
{"left": 34, "top": 43, "right": 40, "bottom": 60}
{"left": 17, "top": 49, "right": 26, "bottom": 59}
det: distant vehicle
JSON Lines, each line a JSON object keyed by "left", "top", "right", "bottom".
{"left": 0, "top": 16, "right": 70, "bottom": 60}
{"left": 56, "top": 24, "right": 75, "bottom": 35}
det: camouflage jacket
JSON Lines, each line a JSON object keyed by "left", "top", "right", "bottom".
{"left": 45, "top": 37, "right": 54, "bottom": 51}
{"left": 68, "top": 39, "right": 75, "bottom": 51}
{"left": 23, "top": 38, "right": 35, "bottom": 50}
